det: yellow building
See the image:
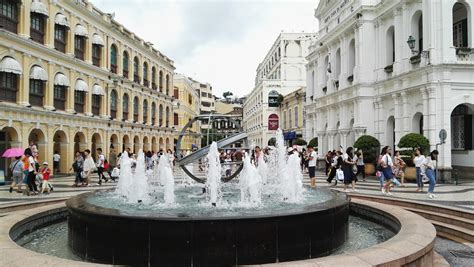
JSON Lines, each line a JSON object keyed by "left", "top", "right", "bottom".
{"left": 173, "top": 74, "right": 200, "bottom": 151}
{"left": 280, "top": 87, "right": 305, "bottom": 144}
{"left": 0, "top": 0, "right": 176, "bottom": 175}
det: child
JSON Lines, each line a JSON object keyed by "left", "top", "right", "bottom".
{"left": 111, "top": 166, "right": 120, "bottom": 182}
{"left": 40, "top": 162, "right": 52, "bottom": 194}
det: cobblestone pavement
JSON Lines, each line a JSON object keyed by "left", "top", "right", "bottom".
{"left": 0, "top": 169, "right": 472, "bottom": 211}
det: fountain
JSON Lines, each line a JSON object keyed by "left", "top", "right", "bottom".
{"left": 206, "top": 142, "right": 221, "bottom": 206}
{"left": 65, "top": 129, "right": 349, "bottom": 265}
{"left": 239, "top": 153, "right": 262, "bottom": 205}
{"left": 156, "top": 155, "right": 175, "bottom": 204}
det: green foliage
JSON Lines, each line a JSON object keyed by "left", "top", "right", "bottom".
{"left": 398, "top": 133, "right": 430, "bottom": 167}
{"left": 223, "top": 91, "right": 233, "bottom": 98}
{"left": 398, "top": 133, "right": 430, "bottom": 152}
{"left": 292, "top": 138, "right": 307, "bottom": 146}
{"left": 308, "top": 137, "right": 318, "bottom": 148}
{"left": 353, "top": 135, "right": 380, "bottom": 164}
{"left": 201, "top": 129, "right": 225, "bottom": 147}
{"left": 268, "top": 137, "right": 276, "bottom": 146}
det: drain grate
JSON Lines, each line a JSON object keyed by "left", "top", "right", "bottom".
{"left": 449, "top": 250, "right": 474, "bottom": 258}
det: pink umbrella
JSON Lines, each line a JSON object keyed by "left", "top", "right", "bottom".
{"left": 2, "top": 148, "right": 24, "bottom": 158}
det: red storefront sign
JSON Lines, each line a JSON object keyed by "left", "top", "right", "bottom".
{"left": 268, "top": 114, "right": 279, "bottom": 130}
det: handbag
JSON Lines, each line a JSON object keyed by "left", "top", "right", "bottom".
{"left": 352, "top": 165, "right": 358, "bottom": 174}
{"left": 336, "top": 169, "right": 344, "bottom": 181}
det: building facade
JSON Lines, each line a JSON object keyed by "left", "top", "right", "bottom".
{"left": 280, "top": 87, "right": 305, "bottom": 145}
{"left": 0, "top": 0, "right": 176, "bottom": 175}
{"left": 173, "top": 74, "right": 200, "bottom": 151}
{"left": 214, "top": 101, "right": 243, "bottom": 135}
{"left": 191, "top": 79, "right": 215, "bottom": 130}
{"left": 305, "top": 0, "right": 474, "bottom": 176}
{"left": 243, "top": 32, "right": 316, "bottom": 147}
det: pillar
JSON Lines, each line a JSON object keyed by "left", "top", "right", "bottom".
{"left": 66, "top": 70, "right": 75, "bottom": 113}
{"left": 427, "top": 86, "right": 437, "bottom": 150}
{"left": 18, "top": 53, "right": 31, "bottom": 107}
{"left": 44, "top": 62, "right": 55, "bottom": 110}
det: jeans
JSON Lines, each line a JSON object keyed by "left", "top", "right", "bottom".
{"left": 425, "top": 168, "right": 436, "bottom": 193}
{"left": 415, "top": 167, "right": 423, "bottom": 189}
{"left": 75, "top": 170, "right": 83, "bottom": 184}
{"left": 379, "top": 172, "right": 385, "bottom": 188}
{"left": 97, "top": 167, "right": 105, "bottom": 184}
{"left": 356, "top": 165, "right": 365, "bottom": 179}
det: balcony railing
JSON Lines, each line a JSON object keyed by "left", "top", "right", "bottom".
{"left": 134, "top": 114, "right": 138, "bottom": 122}
{"left": 134, "top": 75, "right": 140, "bottom": 84}
{"left": 54, "top": 40, "right": 66, "bottom": 53}
{"left": 30, "top": 93, "right": 43, "bottom": 107}
{"left": 92, "top": 56, "right": 100, "bottom": 67}
{"left": 110, "top": 109, "right": 117, "bottom": 119}
{"left": 75, "top": 103, "right": 84, "bottom": 113}
{"left": 54, "top": 99, "right": 65, "bottom": 110}
{"left": 92, "top": 106, "right": 100, "bottom": 116}
{"left": 30, "top": 29, "right": 44, "bottom": 44}
{"left": 0, "top": 16, "right": 18, "bottom": 33}
{"left": 456, "top": 47, "right": 474, "bottom": 63}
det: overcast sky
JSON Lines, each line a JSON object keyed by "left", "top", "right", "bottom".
{"left": 93, "top": 0, "right": 319, "bottom": 97}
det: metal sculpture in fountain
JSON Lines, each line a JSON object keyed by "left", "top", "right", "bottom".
{"left": 175, "top": 114, "right": 248, "bottom": 183}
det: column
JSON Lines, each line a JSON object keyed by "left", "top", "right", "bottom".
{"left": 400, "top": 91, "right": 409, "bottom": 134}
{"left": 44, "top": 62, "right": 55, "bottom": 110}
{"left": 393, "top": 7, "right": 403, "bottom": 75}
{"left": 66, "top": 16, "right": 74, "bottom": 56}
{"left": 100, "top": 83, "right": 107, "bottom": 117}
{"left": 45, "top": 12, "right": 54, "bottom": 48}
{"left": 85, "top": 25, "right": 92, "bottom": 64}
{"left": 66, "top": 70, "right": 75, "bottom": 113}
{"left": 427, "top": 86, "right": 437, "bottom": 150}
{"left": 421, "top": 88, "right": 429, "bottom": 136}
{"left": 117, "top": 89, "right": 123, "bottom": 121}
{"left": 85, "top": 76, "right": 92, "bottom": 116}
{"left": 18, "top": 53, "right": 31, "bottom": 106}
{"left": 392, "top": 93, "right": 401, "bottom": 148}
{"left": 18, "top": 1, "right": 30, "bottom": 38}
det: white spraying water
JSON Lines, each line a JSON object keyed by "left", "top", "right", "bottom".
{"left": 257, "top": 155, "right": 268, "bottom": 185}
{"left": 206, "top": 142, "right": 222, "bottom": 206}
{"left": 275, "top": 129, "right": 289, "bottom": 197}
{"left": 157, "top": 155, "right": 175, "bottom": 204}
{"left": 283, "top": 152, "right": 305, "bottom": 202}
{"left": 115, "top": 150, "right": 149, "bottom": 203}
{"left": 239, "top": 153, "right": 262, "bottom": 205}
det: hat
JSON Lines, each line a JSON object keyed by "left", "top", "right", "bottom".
{"left": 42, "top": 161, "right": 48, "bottom": 165}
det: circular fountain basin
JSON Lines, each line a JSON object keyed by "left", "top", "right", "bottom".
{"left": 66, "top": 187, "right": 349, "bottom": 266}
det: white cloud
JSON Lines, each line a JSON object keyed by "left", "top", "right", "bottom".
{"left": 93, "top": 0, "right": 319, "bottom": 97}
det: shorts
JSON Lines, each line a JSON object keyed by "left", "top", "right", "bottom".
{"left": 12, "top": 173, "right": 23, "bottom": 184}
{"left": 308, "top": 166, "right": 316, "bottom": 178}
{"left": 53, "top": 161, "right": 59, "bottom": 169}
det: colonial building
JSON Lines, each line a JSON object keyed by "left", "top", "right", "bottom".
{"left": 0, "top": 0, "right": 176, "bottom": 175}
{"left": 243, "top": 32, "right": 316, "bottom": 147}
{"left": 214, "top": 101, "right": 243, "bottom": 135}
{"left": 305, "top": 0, "right": 474, "bottom": 177}
{"left": 173, "top": 74, "right": 200, "bottom": 151}
{"left": 191, "top": 78, "right": 215, "bottom": 130}
{"left": 280, "top": 87, "right": 305, "bottom": 145}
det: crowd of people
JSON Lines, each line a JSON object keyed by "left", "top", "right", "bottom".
{"left": 322, "top": 145, "right": 440, "bottom": 198}
{"left": 6, "top": 140, "right": 441, "bottom": 199}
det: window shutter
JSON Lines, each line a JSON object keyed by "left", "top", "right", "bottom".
{"left": 462, "top": 19, "right": 468, "bottom": 47}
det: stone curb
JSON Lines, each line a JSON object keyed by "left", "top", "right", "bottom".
{"left": 0, "top": 199, "right": 437, "bottom": 266}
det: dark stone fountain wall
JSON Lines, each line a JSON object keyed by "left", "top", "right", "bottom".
{"left": 66, "top": 190, "right": 349, "bottom": 266}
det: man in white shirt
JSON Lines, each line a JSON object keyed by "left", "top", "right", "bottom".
{"left": 307, "top": 145, "right": 317, "bottom": 188}
{"left": 96, "top": 148, "right": 107, "bottom": 185}
{"left": 53, "top": 151, "right": 61, "bottom": 174}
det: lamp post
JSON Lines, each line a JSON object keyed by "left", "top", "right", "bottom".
{"left": 406, "top": 35, "right": 430, "bottom": 60}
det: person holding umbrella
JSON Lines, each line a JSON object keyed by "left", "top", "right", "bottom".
{"left": 2, "top": 147, "right": 25, "bottom": 193}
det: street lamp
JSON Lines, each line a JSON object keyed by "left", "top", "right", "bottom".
{"left": 406, "top": 35, "right": 430, "bottom": 59}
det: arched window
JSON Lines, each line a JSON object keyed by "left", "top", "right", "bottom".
{"left": 453, "top": 2, "right": 469, "bottom": 48}
{"left": 133, "top": 57, "right": 140, "bottom": 83}
{"left": 151, "top": 102, "right": 156, "bottom": 125}
{"left": 166, "top": 74, "right": 170, "bottom": 95}
{"left": 159, "top": 71, "right": 163, "bottom": 92}
{"left": 30, "top": 6, "right": 47, "bottom": 44}
{"left": 53, "top": 73, "right": 68, "bottom": 110}
{"left": 110, "top": 45, "right": 117, "bottom": 73}
{"left": 29, "top": 65, "right": 47, "bottom": 107}
{"left": 143, "top": 62, "right": 149, "bottom": 87}
{"left": 159, "top": 104, "right": 164, "bottom": 126}
{"left": 91, "top": 84, "right": 103, "bottom": 116}
{"left": 335, "top": 48, "right": 341, "bottom": 88}
{"left": 386, "top": 26, "right": 395, "bottom": 66}
{"left": 165, "top": 106, "right": 170, "bottom": 127}
{"left": 294, "top": 106, "right": 299, "bottom": 128}
{"left": 151, "top": 67, "right": 157, "bottom": 90}
{"left": 122, "top": 93, "right": 129, "bottom": 120}
{"left": 411, "top": 11, "right": 423, "bottom": 52}
{"left": 133, "top": 96, "right": 139, "bottom": 122}
{"left": 54, "top": 13, "right": 68, "bottom": 53}
{"left": 0, "top": 0, "right": 19, "bottom": 33}
{"left": 143, "top": 99, "right": 148, "bottom": 124}
{"left": 122, "top": 51, "right": 129, "bottom": 78}
{"left": 322, "top": 56, "right": 329, "bottom": 93}
{"left": 74, "top": 24, "right": 87, "bottom": 60}
{"left": 110, "top": 90, "right": 117, "bottom": 119}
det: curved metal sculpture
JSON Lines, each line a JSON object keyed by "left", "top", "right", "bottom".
{"left": 175, "top": 114, "right": 247, "bottom": 183}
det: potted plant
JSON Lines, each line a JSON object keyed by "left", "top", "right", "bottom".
{"left": 292, "top": 138, "right": 307, "bottom": 146}
{"left": 353, "top": 135, "right": 380, "bottom": 175}
{"left": 308, "top": 137, "right": 318, "bottom": 148}
{"left": 398, "top": 133, "right": 430, "bottom": 180}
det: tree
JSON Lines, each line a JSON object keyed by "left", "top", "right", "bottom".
{"left": 223, "top": 91, "right": 233, "bottom": 99}
{"left": 398, "top": 133, "right": 430, "bottom": 166}
{"left": 308, "top": 137, "right": 318, "bottom": 148}
{"left": 353, "top": 135, "right": 380, "bottom": 164}
{"left": 292, "top": 138, "right": 307, "bottom": 146}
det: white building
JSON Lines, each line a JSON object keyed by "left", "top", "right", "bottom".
{"left": 305, "top": 0, "right": 474, "bottom": 178}
{"left": 190, "top": 79, "right": 215, "bottom": 130}
{"left": 244, "top": 32, "right": 317, "bottom": 147}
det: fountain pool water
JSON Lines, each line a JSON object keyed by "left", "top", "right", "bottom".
{"left": 65, "top": 131, "right": 350, "bottom": 265}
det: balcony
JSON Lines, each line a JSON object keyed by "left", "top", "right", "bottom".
{"left": 54, "top": 39, "right": 66, "bottom": 53}
{"left": 152, "top": 82, "right": 157, "bottom": 90}
{"left": 0, "top": 16, "right": 18, "bottom": 33}
{"left": 110, "top": 109, "right": 117, "bottom": 119}
{"left": 456, "top": 47, "right": 474, "bottom": 63}
{"left": 30, "top": 29, "right": 44, "bottom": 44}
{"left": 54, "top": 99, "right": 66, "bottom": 111}
{"left": 75, "top": 103, "right": 84, "bottom": 114}
{"left": 134, "top": 114, "right": 138, "bottom": 122}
